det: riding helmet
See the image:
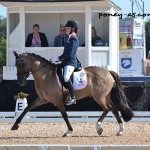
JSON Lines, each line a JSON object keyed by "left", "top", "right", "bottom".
{"left": 65, "top": 20, "right": 79, "bottom": 29}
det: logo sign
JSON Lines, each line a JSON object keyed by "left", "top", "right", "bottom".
{"left": 119, "top": 49, "right": 143, "bottom": 76}
{"left": 121, "top": 58, "right": 132, "bottom": 69}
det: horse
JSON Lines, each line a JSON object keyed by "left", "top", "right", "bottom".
{"left": 12, "top": 51, "right": 134, "bottom": 137}
{"left": 145, "top": 59, "right": 150, "bottom": 75}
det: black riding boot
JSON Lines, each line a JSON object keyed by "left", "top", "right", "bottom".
{"left": 65, "top": 79, "right": 76, "bottom": 105}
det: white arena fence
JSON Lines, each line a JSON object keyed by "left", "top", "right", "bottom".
{"left": 3, "top": 66, "right": 33, "bottom": 80}
{"left": 0, "top": 111, "right": 150, "bottom": 123}
{"left": 0, "top": 145, "right": 149, "bottom": 150}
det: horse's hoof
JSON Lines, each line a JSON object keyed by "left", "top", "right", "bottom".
{"left": 117, "top": 123, "right": 124, "bottom": 136}
{"left": 62, "top": 130, "right": 72, "bottom": 137}
{"left": 97, "top": 127, "right": 103, "bottom": 136}
{"left": 11, "top": 124, "right": 19, "bottom": 130}
{"left": 96, "top": 122, "right": 103, "bottom": 136}
{"left": 116, "top": 132, "right": 123, "bottom": 136}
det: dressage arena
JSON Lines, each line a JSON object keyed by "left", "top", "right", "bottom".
{"left": 0, "top": 122, "right": 150, "bottom": 145}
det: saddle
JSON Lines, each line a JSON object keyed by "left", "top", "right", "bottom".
{"left": 56, "top": 64, "right": 82, "bottom": 89}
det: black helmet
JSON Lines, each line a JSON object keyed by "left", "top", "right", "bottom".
{"left": 65, "top": 20, "right": 79, "bottom": 29}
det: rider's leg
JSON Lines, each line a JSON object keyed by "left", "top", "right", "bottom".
{"left": 64, "top": 65, "right": 76, "bottom": 105}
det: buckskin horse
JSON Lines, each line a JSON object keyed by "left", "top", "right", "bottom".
{"left": 12, "top": 51, "right": 134, "bottom": 137}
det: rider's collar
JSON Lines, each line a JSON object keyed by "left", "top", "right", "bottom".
{"left": 68, "top": 32, "right": 76, "bottom": 40}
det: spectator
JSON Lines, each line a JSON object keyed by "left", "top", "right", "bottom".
{"left": 25, "top": 24, "right": 49, "bottom": 47}
{"left": 91, "top": 27, "right": 103, "bottom": 46}
{"left": 81, "top": 27, "right": 104, "bottom": 46}
{"left": 54, "top": 24, "right": 69, "bottom": 47}
{"left": 148, "top": 50, "right": 150, "bottom": 60}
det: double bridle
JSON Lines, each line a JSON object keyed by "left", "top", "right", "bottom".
{"left": 16, "top": 57, "right": 49, "bottom": 79}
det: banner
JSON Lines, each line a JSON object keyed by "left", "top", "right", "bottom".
{"left": 119, "top": 33, "right": 127, "bottom": 50}
{"left": 133, "top": 19, "right": 144, "bottom": 39}
{"left": 119, "top": 49, "right": 143, "bottom": 76}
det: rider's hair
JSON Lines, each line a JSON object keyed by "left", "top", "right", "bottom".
{"left": 70, "top": 27, "right": 78, "bottom": 34}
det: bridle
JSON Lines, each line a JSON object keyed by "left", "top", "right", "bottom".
{"left": 16, "top": 57, "right": 49, "bottom": 79}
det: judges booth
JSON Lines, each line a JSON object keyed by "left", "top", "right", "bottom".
{"left": 0, "top": 0, "right": 120, "bottom": 79}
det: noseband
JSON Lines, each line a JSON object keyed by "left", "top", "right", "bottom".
{"left": 16, "top": 58, "right": 30, "bottom": 79}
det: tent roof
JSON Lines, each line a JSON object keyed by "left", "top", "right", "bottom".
{"left": 0, "top": 0, "right": 121, "bottom": 11}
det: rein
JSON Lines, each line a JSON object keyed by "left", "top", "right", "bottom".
{"left": 27, "top": 63, "right": 49, "bottom": 77}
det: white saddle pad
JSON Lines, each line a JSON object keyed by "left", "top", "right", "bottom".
{"left": 56, "top": 68, "right": 87, "bottom": 91}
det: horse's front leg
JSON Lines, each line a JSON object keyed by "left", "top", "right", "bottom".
{"left": 11, "top": 97, "right": 46, "bottom": 130}
{"left": 57, "top": 105, "right": 73, "bottom": 137}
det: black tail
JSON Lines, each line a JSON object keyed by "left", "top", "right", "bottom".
{"left": 109, "top": 71, "right": 134, "bottom": 122}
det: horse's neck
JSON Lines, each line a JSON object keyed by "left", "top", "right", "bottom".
{"left": 25, "top": 56, "right": 55, "bottom": 79}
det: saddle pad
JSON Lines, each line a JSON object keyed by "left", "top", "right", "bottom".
{"left": 73, "top": 68, "right": 87, "bottom": 90}
{"left": 56, "top": 68, "right": 87, "bottom": 91}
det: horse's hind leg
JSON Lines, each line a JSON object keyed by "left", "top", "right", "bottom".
{"left": 107, "top": 95, "right": 125, "bottom": 136}
{"left": 57, "top": 104, "right": 73, "bottom": 137}
{"left": 95, "top": 99, "right": 110, "bottom": 136}
{"left": 96, "top": 108, "right": 109, "bottom": 136}
{"left": 111, "top": 106, "right": 125, "bottom": 136}
{"left": 11, "top": 97, "right": 46, "bottom": 130}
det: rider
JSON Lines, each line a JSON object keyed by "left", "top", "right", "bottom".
{"left": 52, "top": 20, "right": 79, "bottom": 105}
{"left": 59, "top": 19, "right": 79, "bottom": 105}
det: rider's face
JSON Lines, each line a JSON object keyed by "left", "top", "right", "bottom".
{"left": 66, "top": 27, "right": 71, "bottom": 34}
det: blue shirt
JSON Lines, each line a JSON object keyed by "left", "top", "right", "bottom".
{"left": 59, "top": 33, "right": 79, "bottom": 68}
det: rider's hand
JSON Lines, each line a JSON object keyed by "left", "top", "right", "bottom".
{"left": 49, "top": 57, "right": 61, "bottom": 64}
{"left": 49, "top": 57, "right": 59, "bottom": 62}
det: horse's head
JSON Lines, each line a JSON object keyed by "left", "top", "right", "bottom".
{"left": 13, "top": 51, "right": 30, "bottom": 86}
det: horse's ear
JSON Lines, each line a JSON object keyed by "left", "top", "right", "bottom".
{"left": 13, "top": 51, "right": 20, "bottom": 59}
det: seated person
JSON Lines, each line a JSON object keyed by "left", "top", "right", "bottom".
{"left": 25, "top": 24, "right": 49, "bottom": 47}
{"left": 54, "top": 24, "right": 69, "bottom": 47}
{"left": 81, "top": 27, "right": 104, "bottom": 46}
{"left": 92, "top": 27, "right": 104, "bottom": 46}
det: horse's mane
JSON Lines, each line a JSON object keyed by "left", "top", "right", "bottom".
{"left": 25, "top": 53, "right": 55, "bottom": 66}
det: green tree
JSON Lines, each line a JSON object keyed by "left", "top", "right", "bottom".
{"left": 0, "top": 17, "right": 6, "bottom": 65}
{"left": 145, "top": 18, "right": 150, "bottom": 57}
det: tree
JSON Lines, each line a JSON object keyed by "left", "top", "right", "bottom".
{"left": 145, "top": 18, "right": 150, "bottom": 57}
{"left": 0, "top": 17, "right": 6, "bottom": 65}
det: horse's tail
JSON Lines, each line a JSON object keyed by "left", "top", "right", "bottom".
{"left": 109, "top": 71, "right": 134, "bottom": 122}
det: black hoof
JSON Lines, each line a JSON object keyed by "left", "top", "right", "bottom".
{"left": 62, "top": 130, "right": 72, "bottom": 137}
{"left": 11, "top": 124, "right": 19, "bottom": 130}
{"left": 97, "top": 128, "right": 103, "bottom": 136}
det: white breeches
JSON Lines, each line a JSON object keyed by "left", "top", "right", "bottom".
{"left": 64, "top": 65, "right": 75, "bottom": 82}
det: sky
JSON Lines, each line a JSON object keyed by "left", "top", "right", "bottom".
{"left": 112, "top": 0, "right": 150, "bottom": 20}
{"left": 0, "top": 0, "right": 150, "bottom": 20}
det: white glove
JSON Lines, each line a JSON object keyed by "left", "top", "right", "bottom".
{"left": 49, "top": 57, "right": 59, "bottom": 62}
{"left": 49, "top": 57, "right": 62, "bottom": 65}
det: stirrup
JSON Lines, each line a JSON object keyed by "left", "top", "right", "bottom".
{"left": 65, "top": 98, "right": 76, "bottom": 105}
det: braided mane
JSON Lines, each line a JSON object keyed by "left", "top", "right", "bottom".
{"left": 25, "top": 53, "right": 55, "bottom": 66}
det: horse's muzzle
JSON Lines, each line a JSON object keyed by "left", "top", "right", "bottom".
{"left": 17, "top": 78, "right": 27, "bottom": 86}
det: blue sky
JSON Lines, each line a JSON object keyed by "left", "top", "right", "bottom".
{"left": 113, "top": 0, "right": 150, "bottom": 20}
{"left": 0, "top": 0, "right": 150, "bottom": 20}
